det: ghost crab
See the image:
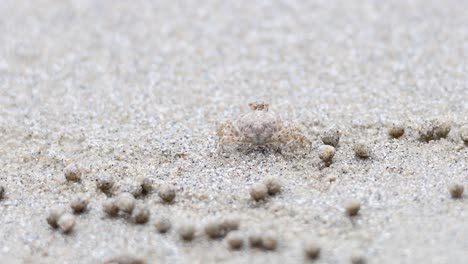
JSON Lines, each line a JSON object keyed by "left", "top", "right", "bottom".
{"left": 217, "top": 101, "right": 311, "bottom": 157}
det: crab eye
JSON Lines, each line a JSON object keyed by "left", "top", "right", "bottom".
{"left": 248, "top": 101, "right": 269, "bottom": 111}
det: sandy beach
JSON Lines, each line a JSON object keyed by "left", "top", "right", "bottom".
{"left": 0, "top": 0, "right": 467, "bottom": 263}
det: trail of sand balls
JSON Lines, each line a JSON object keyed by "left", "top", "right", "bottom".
{"left": 0, "top": 117, "right": 463, "bottom": 263}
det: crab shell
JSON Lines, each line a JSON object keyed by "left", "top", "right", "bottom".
{"left": 236, "top": 107, "right": 280, "bottom": 145}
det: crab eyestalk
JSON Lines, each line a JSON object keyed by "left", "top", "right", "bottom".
{"left": 248, "top": 101, "right": 269, "bottom": 111}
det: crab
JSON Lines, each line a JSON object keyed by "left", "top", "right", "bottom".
{"left": 217, "top": 101, "right": 311, "bottom": 157}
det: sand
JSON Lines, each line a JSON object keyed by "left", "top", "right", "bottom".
{"left": 0, "top": 0, "right": 467, "bottom": 263}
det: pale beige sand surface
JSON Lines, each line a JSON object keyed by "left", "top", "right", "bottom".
{"left": 0, "top": 0, "right": 467, "bottom": 263}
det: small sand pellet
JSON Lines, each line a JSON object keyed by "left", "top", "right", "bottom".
{"left": 345, "top": 200, "right": 361, "bottom": 217}
{"left": 70, "top": 196, "right": 89, "bottom": 213}
{"left": 116, "top": 193, "right": 136, "bottom": 214}
{"left": 388, "top": 124, "right": 405, "bottom": 139}
{"left": 261, "top": 232, "right": 278, "bottom": 251}
{"left": 304, "top": 241, "right": 321, "bottom": 259}
{"left": 321, "top": 127, "right": 341, "bottom": 147}
{"left": 133, "top": 206, "right": 150, "bottom": 224}
{"left": 204, "top": 220, "right": 225, "bottom": 239}
{"left": 47, "top": 207, "right": 66, "bottom": 228}
{"left": 64, "top": 163, "right": 82, "bottom": 182}
{"left": 103, "top": 199, "right": 119, "bottom": 217}
{"left": 250, "top": 183, "right": 268, "bottom": 201}
{"left": 57, "top": 213, "right": 76, "bottom": 233}
{"left": 264, "top": 176, "right": 281, "bottom": 195}
{"left": 97, "top": 174, "right": 114, "bottom": 194}
{"left": 159, "top": 184, "right": 176, "bottom": 203}
{"left": 140, "top": 177, "right": 153, "bottom": 194}
{"left": 449, "top": 184, "right": 464, "bottom": 199}
{"left": 318, "top": 145, "right": 336, "bottom": 163}
{"left": 248, "top": 232, "right": 263, "bottom": 248}
{"left": 354, "top": 142, "right": 370, "bottom": 159}
{"left": 154, "top": 217, "right": 172, "bottom": 233}
{"left": 179, "top": 224, "right": 196, "bottom": 241}
{"left": 225, "top": 232, "right": 244, "bottom": 250}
